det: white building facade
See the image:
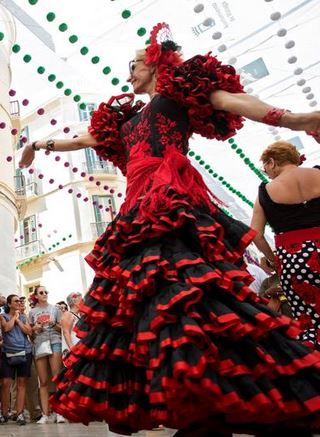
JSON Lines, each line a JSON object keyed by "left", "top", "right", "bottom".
{"left": 0, "top": 5, "right": 19, "bottom": 296}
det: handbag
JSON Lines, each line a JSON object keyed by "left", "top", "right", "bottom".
{"left": 6, "top": 350, "right": 27, "bottom": 366}
{"left": 34, "top": 339, "right": 53, "bottom": 359}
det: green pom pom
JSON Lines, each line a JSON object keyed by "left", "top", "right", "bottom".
{"left": 213, "top": 173, "right": 218, "bottom": 178}
{"left": 209, "top": 169, "right": 213, "bottom": 174}
{"left": 231, "top": 143, "right": 237, "bottom": 149}
{"left": 199, "top": 160, "right": 205, "bottom": 165}
{"left": 145, "top": 38, "right": 151, "bottom": 45}
{"left": 80, "top": 46, "right": 89, "bottom": 55}
{"left": 228, "top": 138, "right": 234, "bottom": 143}
{"left": 64, "top": 88, "right": 72, "bottom": 96}
{"left": 46, "top": 12, "right": 56, "bottom": 22}
{"left": 12, "top": 44, "right": 21, "bottom": 53}
{"left": 239, "top": 153, "right": 245, "bottom": 158}
{"left": 137, "top": 27, "right": 146, "bottom": 36}
{"left": 111, "top": 77, "right": 119, "bottom": 85}
{"left": 218, "top": 176, "right": 224, "bottom": 181}
{"left": 121, "top": 85, "right": 129, "bottom": 92}
{"left": 73, "top": 95, "right": 81, "bottom": 102}
{"left": 204, "top": 164, "right": 210, "bottom": 170}
{"left": 79, "top": 102, "right": 86, "bottom": 110}
{"left": 236, "top": 148, "right": 242, "bottom": 154}
{"left": 91, "top": 56, "right": 100, "bottom": 64}
{"left": 29, "top": 0, "right": 38, "bottom": 4}
{"left": 102, "top": 66, "right": 111, "bottom": 75}
{"left": 23, "top": 54, "right": 32, "bottom": 63}
{"left": 244, "top": 157, "right": 250, "bottom": 164}
{"left": 122, "top": 9, "right": 131, "bottom": 19}
{"left": 188, "top": 150, "right": 195, "bottom": 156}
{"left": 0, "top": 32, "right": 4, "bottom": 41}
{"left": 48, "top": 74, "right": 56, "bottom": 82}
{"left": 59, "top": 23, "right": 68, "bottom": 32}
{"left": 195, "top": 155, "right": 201, "bottom": 161}
{"left": 69, "top": 35, "right": 78, "bottom": 43}
{"left": 37, "top": 66, "right": 45, "bottom": 74}
{"left": 56, "top": 81, "right": 64, "bottom": 89}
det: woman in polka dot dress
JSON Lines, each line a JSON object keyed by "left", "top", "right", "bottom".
{"left": 252, "top": 140, "right": 320, "bottom": 348}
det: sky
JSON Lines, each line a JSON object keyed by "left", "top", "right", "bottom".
{"left": 3, "top": 0, "right": 320, "bottom": 210}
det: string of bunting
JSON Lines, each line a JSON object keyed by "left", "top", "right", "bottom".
{"left": 16, "top": 233, "right": 73, "bottom": 269}
{"left": 227, "top": 138, "right": 268, "bottom": 183}
{"left": 26, "top": 0, "right": 148, "bottom": 92}
{"left": 188, "top": 150, "right": 255, "bottom": 208}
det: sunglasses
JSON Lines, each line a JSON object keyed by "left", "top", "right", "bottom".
{"left": 38, "top": 290, "right": 48, "bottom": 295}
{"left": 128, "top": 59, "right": 143, "bottom": 75}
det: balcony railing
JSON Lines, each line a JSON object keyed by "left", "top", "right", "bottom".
{"left": 83, "top": 160, "right": 117, "bottom": 175}
{"left": 14, "top": 175, "right": 26, "bottom": 196}
{"left": 14, "top": 176, "right": 38, "bottom": 197}
{"left": 91, "top": 221, "right": 109, "bottom": 238}
{"left": 26, "top": 182, "right": 38, "bottom": 197}
{"left": 16, "top": 240, "right": 40, "bottom": 261}
{"left": 10, "top": 100, "right": 20, "bottom": 117}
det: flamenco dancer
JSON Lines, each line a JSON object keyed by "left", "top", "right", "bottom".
{"left": 20, "top": 23, "right": 320, "bottom": 437}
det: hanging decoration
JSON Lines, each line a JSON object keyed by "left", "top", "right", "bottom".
{"left": 188, "top": 150, "right": 254, "bottom": 208}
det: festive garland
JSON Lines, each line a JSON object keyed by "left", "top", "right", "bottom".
{"left": 227, "top": 138, "right": 268, "bottom": 183}
{"left": 188, "top": 150, "right": 254, "bottom": 208}
{"left": 16, "top": 233, "right": 73, "bottom": 269}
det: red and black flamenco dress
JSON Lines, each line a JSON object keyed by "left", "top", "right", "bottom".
{"left": 50, "top": 54, "right": 320, "bottom": 435}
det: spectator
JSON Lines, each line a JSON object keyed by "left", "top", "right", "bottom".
{"left": 0, "top": 294, "right": 32, "bottom": 426}
{"left": 56, "top": 301, "right": 68, "bottom": 313}
{"left": 251, "top": 141, "right": 320, "bottom": 347}
{"left": 28, "top": 286, "right": 63, "bottom": 424}
{"left": 18, "top": 296, "right": 42, "bottom": 422}
{"left": 0, "top": 296, "right": 6, "bottom": 314}
{"left": 61, "top": 292, "right": 82, "bottom": 356}
{"left": 245, "top": 262, "right": 269, "bottom": 294}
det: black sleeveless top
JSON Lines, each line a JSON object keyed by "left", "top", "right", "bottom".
{"left": 258, "top": 182, "right": 320, "bottom": 234}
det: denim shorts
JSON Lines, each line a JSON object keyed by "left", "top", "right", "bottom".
{"left": 0, "top": 352, "right": 32, "bottom": 378}
{"left": 51, "top": 342, "right": 62, "bottom": 353}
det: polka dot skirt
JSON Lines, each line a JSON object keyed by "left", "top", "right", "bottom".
{"left": 276, "top": 239, "right": 320, "bottom": 347}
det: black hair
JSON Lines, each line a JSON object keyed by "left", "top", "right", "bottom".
{"left": 4, "top": 294, "right": 19, "bottom": 313}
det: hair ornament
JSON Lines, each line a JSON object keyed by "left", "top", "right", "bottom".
{"left": 145, "top": 22, "right": 181, "bottom": 65}
{"left": 299, "top": 153, "right": 306, "bottom": 165}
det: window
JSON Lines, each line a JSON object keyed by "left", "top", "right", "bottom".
{"left": 92, "top": 195, "right": 115, "bottom": 237}
{"left": 84, "top": 148, "right": 117, "bottom": 174}
{"left": 17, "top": 126, "right": 29, "bottom": 150}
{"left": 78, "top": 103, "right": 97, "bottom": 122}
{"left": 21, "top": 215, "right": 37, "bottom": 244}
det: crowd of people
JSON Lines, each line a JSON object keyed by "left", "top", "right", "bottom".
{"left": 0, "top": 288, "right": 82, "bottom": 426}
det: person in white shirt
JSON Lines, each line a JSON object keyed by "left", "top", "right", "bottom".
{"left": 246, "top": 262, "right": 269, "bottom": 294}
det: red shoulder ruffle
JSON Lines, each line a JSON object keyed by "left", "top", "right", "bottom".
{"left": 88, "top": 94, "right": 145, "bottom": 175}
{"left": 156, "top": 53, "right": 244, "bottom": 140}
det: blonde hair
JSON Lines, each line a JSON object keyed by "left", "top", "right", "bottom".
{"left": 260, "top": 141, "right": 301, "bottom": 166}
{"left": 135, "top": 49, "right": 146, "bottom": 61}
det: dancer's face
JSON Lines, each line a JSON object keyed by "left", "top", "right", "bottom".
{"left": 127, "top": 51, "right": 156, "bottom": 95}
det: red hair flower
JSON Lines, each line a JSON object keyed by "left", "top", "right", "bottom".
{"left": 299, "top": 153, "right": 306, "bottom": 165}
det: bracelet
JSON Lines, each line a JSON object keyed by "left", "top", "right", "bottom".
{"left": 261, "top": 108, "right": 287, "bottom": 126}
{"left": 46, "top": 139, "right": 55, "bottom": 151}
{"left": 31, "top": 141, "right": 40, "bottom": 151}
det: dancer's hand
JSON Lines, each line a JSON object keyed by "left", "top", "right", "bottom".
{"left": 19, "top": 144, "right": 35, "bottom": 168}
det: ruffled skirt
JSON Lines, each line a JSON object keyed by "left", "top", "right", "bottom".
{"left": 50, "top": 194, "right": 320, "bottom": 434}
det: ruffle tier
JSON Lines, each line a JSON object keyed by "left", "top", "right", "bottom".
{"left": 50, "top": 195, "right": 320, "bottom": 434}
{"left": 156, "top": 53, "right": 245, "bottom": 140}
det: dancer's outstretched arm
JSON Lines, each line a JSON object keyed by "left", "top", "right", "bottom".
{"left": 19, "top": 133, "right": 97, "bottom": 168}
{"left": 251, "top": 198, "right": 275, "bottom": 264}
{"left": 210, "top": 90, "right": 320, "bottom": 139}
